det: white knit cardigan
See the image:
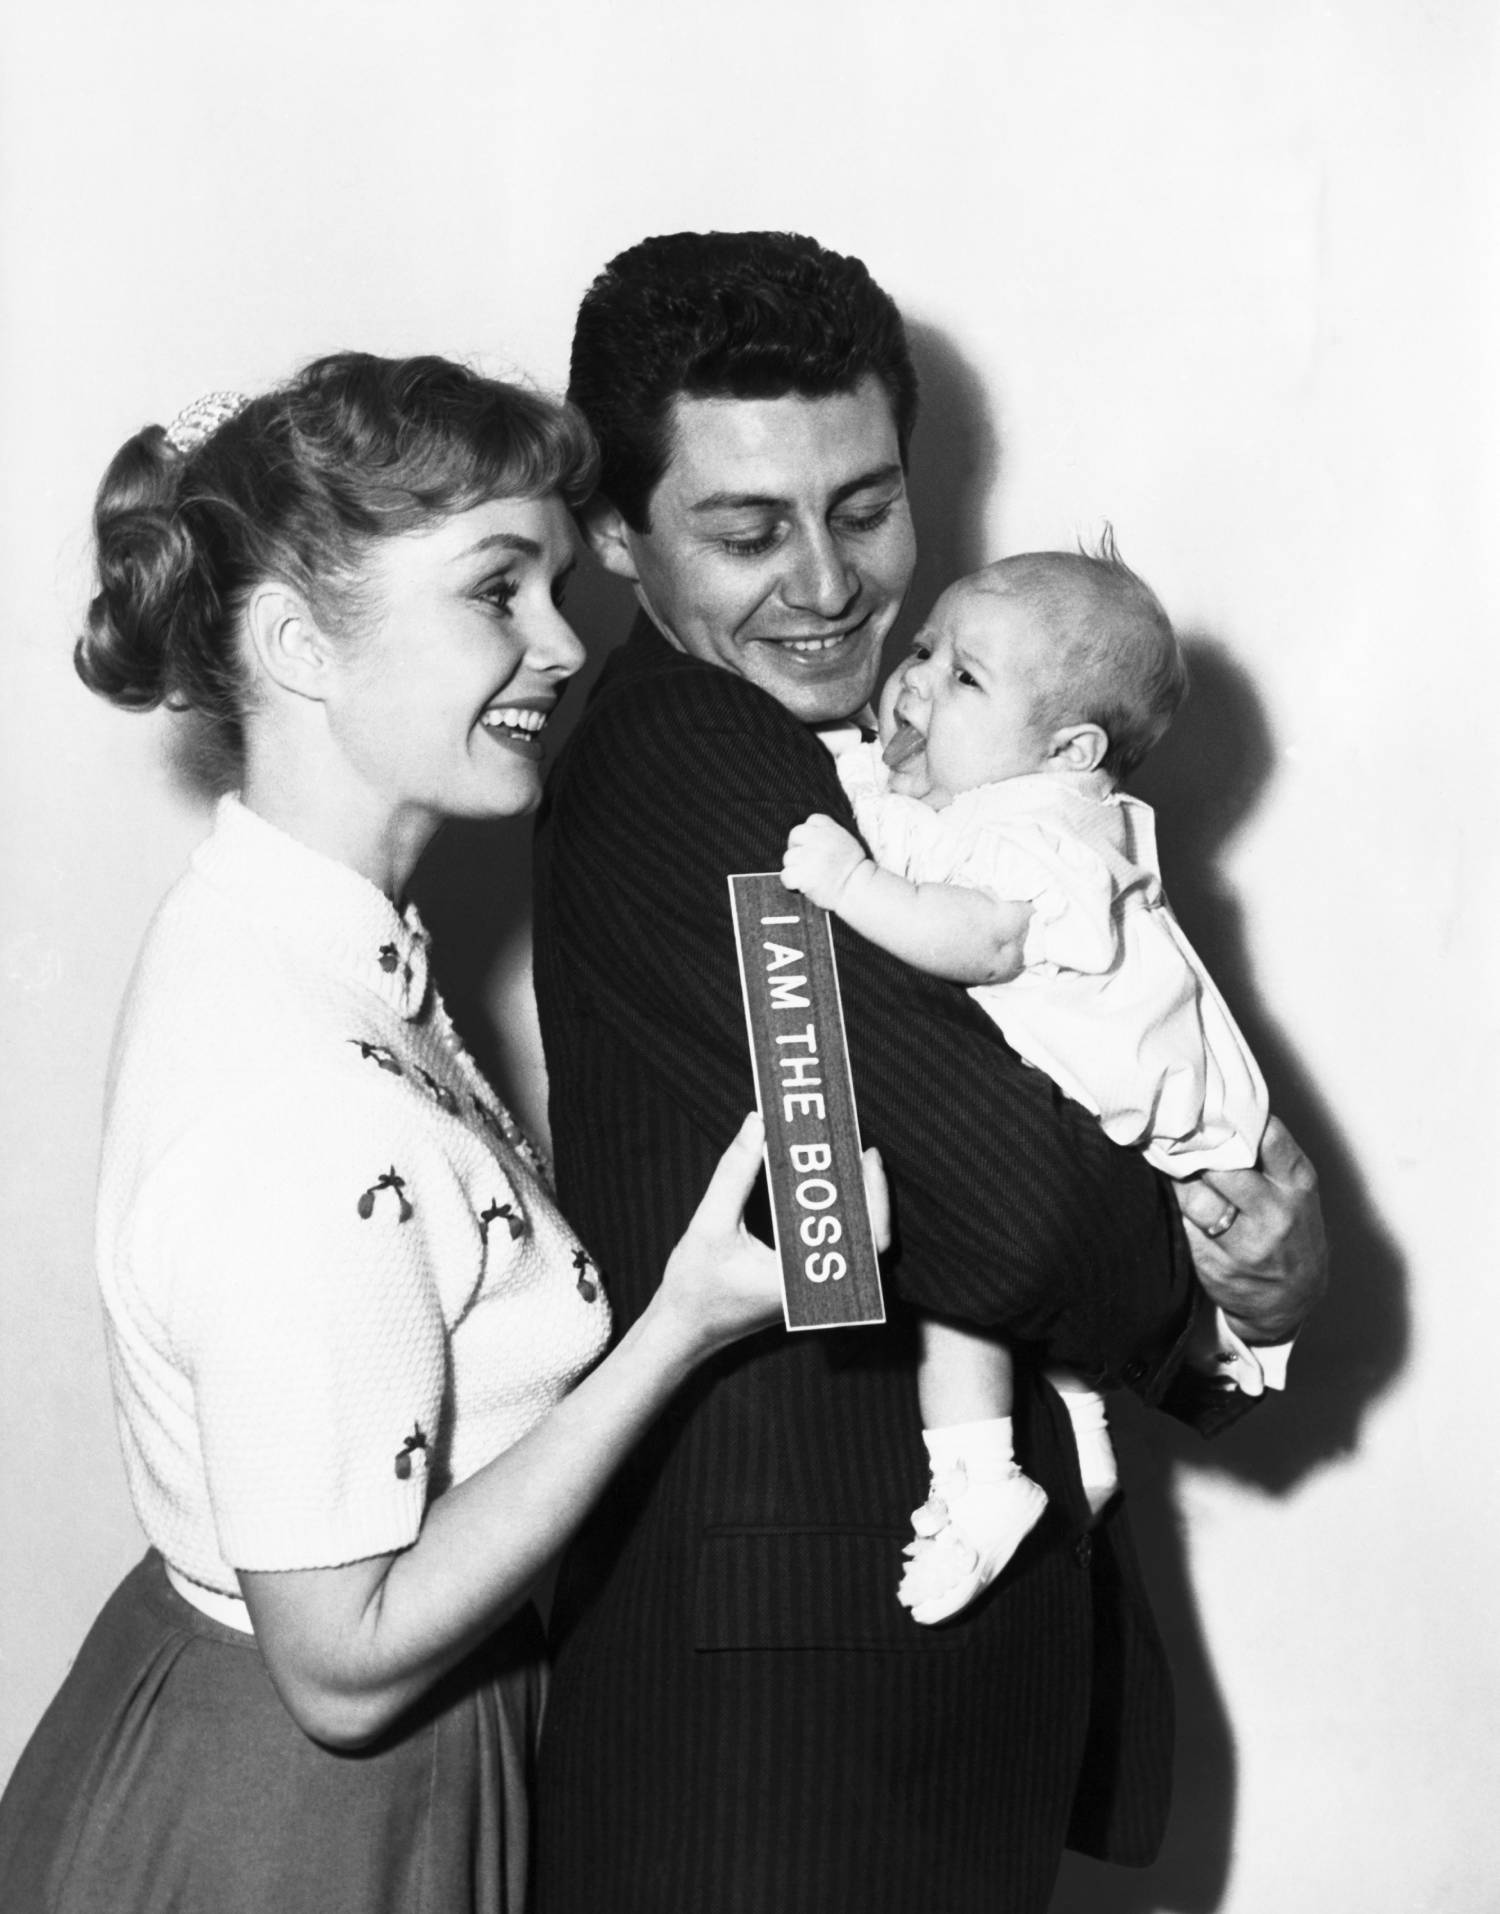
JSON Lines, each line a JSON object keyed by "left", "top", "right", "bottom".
{"left": 95, "top": 797, "right": 612, "bottom": 1598}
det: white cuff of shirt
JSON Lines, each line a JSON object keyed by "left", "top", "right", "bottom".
{"left": 1205, "top": 1308, "right": 1293, "bottom": 1397}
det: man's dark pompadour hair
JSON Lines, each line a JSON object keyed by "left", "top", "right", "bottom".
{"left": 568, "top": 230, "right": 920, "bottom": 530}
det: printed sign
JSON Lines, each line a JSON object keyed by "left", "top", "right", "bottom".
{"left": 728, "top": 872, "right": 885, "bottom": 1331}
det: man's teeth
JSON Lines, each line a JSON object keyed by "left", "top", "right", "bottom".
{"left": 783, "top": 635, "right": 847, "bottom": 653}
{"left": 480, "top": 707, "right": 546, "bottom": 735}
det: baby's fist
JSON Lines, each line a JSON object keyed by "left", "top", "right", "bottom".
{"left": 782, "top": 814, "right": 868, "bottom": 908}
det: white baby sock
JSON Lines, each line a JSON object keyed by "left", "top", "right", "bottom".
{"left": 1051, "top": 1384, "right": 1119, "bottom": 1520}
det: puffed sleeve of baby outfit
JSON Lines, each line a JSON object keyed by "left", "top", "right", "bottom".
{"left": 944, "top": 811, "right": 1124, "bottom": 978}
{"left": 854, "top": 758, "right": 1128, "bottom": 980}
{"left": 130, "top": 1066, "right": 480, "bottom": 1573}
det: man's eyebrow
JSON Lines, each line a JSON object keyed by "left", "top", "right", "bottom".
{"left": 688, "top": 463, "right": 905, "bottom": 516}
{"left": 829, "top": 464, "right": 905, "bottom": 507}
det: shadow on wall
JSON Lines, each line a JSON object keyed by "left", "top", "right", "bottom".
{"left": 1050, "top": 641, "right": 1409, "bottom": 1914}
{"left": 1130, "top": 637, "right": 1410, "bottom": 1494}
{"left": 903, "top": 318, "right": 1410, "bottom": 1485}
{"left": 905, "top": 319, "right": 1408, "bottom": 1478}
{"left": 891, "top": 320, "right": 1001, "bottom": 654}
{"left": 903, "top": 323, "right": 1409, "bottom": 1914}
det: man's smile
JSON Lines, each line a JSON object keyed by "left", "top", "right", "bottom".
{"left": 780, "top": 633, "right": 850, "bottom": 653}
{"left": 755, "top": 613, "right": 875, "bottom": 658}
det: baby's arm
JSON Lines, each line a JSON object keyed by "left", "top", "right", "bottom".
{"left": 782, "top": 813, "right": 1032, "bottom": 987}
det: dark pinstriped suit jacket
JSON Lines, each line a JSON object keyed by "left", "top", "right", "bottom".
{"left": 532, "top": 618, "right": 1245, "bottom": 1914}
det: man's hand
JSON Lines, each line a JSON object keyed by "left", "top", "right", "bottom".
{"left": 782, "top": 814, "right": 870, "bottom": 911}
{"left": 1174, "top": 1117, "right": 1328, "bottom": 1345}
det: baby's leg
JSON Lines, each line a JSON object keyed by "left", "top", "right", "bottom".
{"left": 916, "top": 1317, "right": 1016, "bottom": 1426}
{"left": 1044, "top": 1365, "right": 1119, "bottom": 1520}
{"left": 899, "top": 1321, "right": 1048, "bottom": 1626}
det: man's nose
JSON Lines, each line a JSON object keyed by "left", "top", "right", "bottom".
{"left": 781, "top": 526, "right": 858, "bottom": 619}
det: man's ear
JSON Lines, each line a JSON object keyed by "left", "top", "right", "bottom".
{"left": 1047, "top": 722, "right": 1109, "bottom": 774}
{"left": 580, "top": 497, "right": 642, "bottom": 584}
{"left": 243, "top": 584, "right": 334, "bottom": 702}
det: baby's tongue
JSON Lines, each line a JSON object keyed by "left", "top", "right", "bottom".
{"left": 882, "top": 721, "right": 924, "bottom": 770}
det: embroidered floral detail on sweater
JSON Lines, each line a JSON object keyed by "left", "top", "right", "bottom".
{"left": 350, "top": 1039, "right": 403, "bottom": 1076}
{"left": 480, "top": 1199, "right": 526, "bottom": 1242}
{"left": 357, "top": 1168, "right": 413, "bottom": 1222}
{"left": 394, "top": 1423, "right": 428, "bottom": 1479}
{"left": 573, "top": 1249, "right": 601, "bottom": 1304}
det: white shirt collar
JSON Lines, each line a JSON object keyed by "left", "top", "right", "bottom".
{"left": 811, "top": 707, "right": 879, "bottom": 759}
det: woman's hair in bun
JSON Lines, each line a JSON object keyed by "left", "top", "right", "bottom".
{"left": 77, "top": 352, "right": 599, "bottom": 765}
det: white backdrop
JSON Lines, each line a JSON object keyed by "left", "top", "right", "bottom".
{"left": 2, "top": 4, "right": 1496, "bottom": 1909}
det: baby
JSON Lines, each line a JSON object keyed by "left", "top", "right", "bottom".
{"left": 782, "top": 536, "right": 1268, "bottom": 1625}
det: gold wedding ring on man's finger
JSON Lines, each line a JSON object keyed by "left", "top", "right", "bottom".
{"left": 1202, "top": 1204, "right": 1239, "bottom": 1239}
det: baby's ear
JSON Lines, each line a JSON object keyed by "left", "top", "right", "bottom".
{"left": 1048, "top": 723, "right": 1109, "bottom": 774}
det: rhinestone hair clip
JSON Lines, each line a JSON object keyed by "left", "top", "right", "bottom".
{"left": 163, "top": 390, "right": 250, "bottom": 456}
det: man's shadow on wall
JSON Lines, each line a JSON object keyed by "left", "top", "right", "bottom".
{"left": 904, "top": 322, "right": 1408, "bottom": 1914}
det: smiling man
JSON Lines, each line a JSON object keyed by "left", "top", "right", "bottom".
{"left": 531, "top": 231, "right": 1325, "bottom": 1914}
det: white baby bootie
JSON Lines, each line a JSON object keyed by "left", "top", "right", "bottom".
{"left": 897, "top": 1418, "right": 1048, "bottom": 1626}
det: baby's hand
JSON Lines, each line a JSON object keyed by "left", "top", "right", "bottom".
{"left": 782, "top": 814, "right": 870, "bottom": 909}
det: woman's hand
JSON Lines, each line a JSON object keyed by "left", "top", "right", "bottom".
{"left": 655, "top": 1112, "right": 891, "bottom": 1358}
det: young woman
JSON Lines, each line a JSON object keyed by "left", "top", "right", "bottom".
{"left": 0, "top": 353, "right": 886, "bottom": 1914}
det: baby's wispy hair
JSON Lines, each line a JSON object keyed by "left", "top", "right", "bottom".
{"left": 974, "top": 527, "right": 1187, "bottom": 780}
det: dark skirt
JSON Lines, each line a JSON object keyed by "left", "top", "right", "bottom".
{"left": 0, "top": 1553, "right": 545, "bottom": 1914}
